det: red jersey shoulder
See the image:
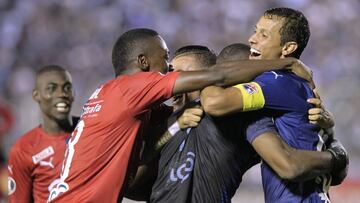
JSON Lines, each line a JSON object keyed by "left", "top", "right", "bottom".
{"left": 11, "top": 127, "right": 43, "bottom": 153}
{"left": 130, "top": 71, "right": 177, "bottom": 81}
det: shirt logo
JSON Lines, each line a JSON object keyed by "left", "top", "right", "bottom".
{"left": 8, "top": 176, "right": 16, "bottom": 195}
{"left": 48, "top": 182, "right": 69, "bottom": 202}
{"left": 40, "top": 157, "right": 55, "bottom": 168}
{"left": 169, "top": 152, "right": 195, "bottom": 183}
{"left": 242, "top": 83, "right": 258, "bottom": 95}
{"left": 32, "top": 146, "right": 54, "bottom": 164}
{"left": 88, "top": 86, "right": 103, "bottom": 100}
{"left": 270, "top": 71, "right": 283, "bottom": 79}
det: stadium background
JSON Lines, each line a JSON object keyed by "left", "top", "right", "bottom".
{"left": 0, "top": 0, "right": 359, "bottom": 202}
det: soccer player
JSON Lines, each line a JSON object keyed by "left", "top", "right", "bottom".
{"left": 7, "top": 65, "right": 78, "bottom": 203}
{"left": 200, "top": 8, "right": 348, "bottom": 202}
{"left": 0, "top": 102, "right": 14, "bottom": 201}
{"left": 217, "top": 43, "right": 253, "bottom": 63}
{"left": 47, "top": 28, "right": 312, "bottom": 202}
{"left": 150, "top": 44, "right": 345, "bottom": 203}
{"left": 150, "top": 45, "right": 259, "bottom": 202}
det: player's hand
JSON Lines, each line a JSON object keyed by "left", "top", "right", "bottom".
{"left": 326, "top": 138, "right": 349, "bottom": 185}
{"left": 307, "top": 89, "right": 335, "bottom": 129}
{"left": 290, "top": 59, "right": 315, "bottom": 89}
{"left": 177, "top": 106, "right": 204, "bottom": 129}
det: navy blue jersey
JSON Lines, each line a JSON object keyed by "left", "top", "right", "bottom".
{"left": 150, "top": 111, "right": 275, "bottom": 203}
{"left": 242, "top": 71, "right": 329, "bottom": 203}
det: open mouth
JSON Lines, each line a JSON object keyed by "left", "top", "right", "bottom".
{"left": 250, "top": 48, "right": 261, "bottom": 58}
{"left": 55, "top": 102, "right": 70, "bottom": 113}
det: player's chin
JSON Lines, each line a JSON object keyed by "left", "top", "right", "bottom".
{"left": 53, "top": 112, "right": 71, "bottom": 122}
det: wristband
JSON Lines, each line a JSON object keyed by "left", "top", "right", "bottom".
{"left": 168, "top": 121, "right": 180, "bottom": 136}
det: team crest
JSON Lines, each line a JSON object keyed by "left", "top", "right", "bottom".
{"left": 242, "top": 83, "right": 258, "bottom": 95}
{"left": 8, "top": 177, "right": 16, "bottom": 195}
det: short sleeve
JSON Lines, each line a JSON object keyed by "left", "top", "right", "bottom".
{"left": 233, "top": 82, "right": 265, "bottom": 112}
{"left": 253, "top": 71, "right": 313, "bottom": 112}
{"left": 123, "top": 71, "right": 179, "bottom": 115}
{"left": 8, "top": 144, "right": 33, "bottom": 203}
{"left": 245, "top": 113, "right": 278, "bottom": 144}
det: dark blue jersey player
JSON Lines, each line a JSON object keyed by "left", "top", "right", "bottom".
{"left": 150, "top": 109, "right": 265, "bottom": 203}
{"left": 201, "top": 8, "right": 348, "bottom": 203}
{"left": 148, "top": 44, "right": 347, "bottom": 203}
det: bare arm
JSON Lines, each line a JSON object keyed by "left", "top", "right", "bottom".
{"left": 251, "top": 131, "right": 333, "bottom": 181}
{"left": 200, "top": 86, "right": 243, "bottom": 117}
{"left": 173, "top": 58, "right": 298, "bottom": 95}
{"left": 200, "top": 60, "right": 314, "bottom": 117}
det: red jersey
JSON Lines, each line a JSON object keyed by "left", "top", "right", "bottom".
{"left": 49, "top": 71, "right": 179, "bottom": 202}
{"left": 8, "top": 127, "right": 70, "bottom": 203}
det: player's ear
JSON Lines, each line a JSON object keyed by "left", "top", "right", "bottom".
{"left": 282, "top": 41, "right": 298, "bottom": 57}
{"left": 32, "top": 89, "right": 40, "bottom": 103}
{"left": 137, "top": 54, "right": 150, "bottom": 71}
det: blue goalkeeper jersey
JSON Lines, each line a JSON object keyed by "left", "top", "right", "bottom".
{"left": 236, "top": 70, "right": 330, "bottom": 203}
{"left": 150, "top": 107, "right": 275, "bottom": 203}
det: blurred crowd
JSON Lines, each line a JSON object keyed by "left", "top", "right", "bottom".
{"left": 1, "top": 0, "right": 359, "bottom": 201}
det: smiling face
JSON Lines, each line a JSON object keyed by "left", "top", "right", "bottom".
{"left": 33, "top": 70, "right": 74, "bottom": 122}
{"left": 248, "top": 16, "right": 285, "bottom": 60}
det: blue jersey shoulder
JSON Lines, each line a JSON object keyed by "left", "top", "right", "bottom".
{"left": 254, "top": 71, "right": 314, "bottom": 112}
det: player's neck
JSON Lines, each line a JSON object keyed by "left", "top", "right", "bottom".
{"left": 41, "top": 116, "right": 73, "bottom": 135}
{"left": 116, "top": 66, "right": 143, "bottom": 77}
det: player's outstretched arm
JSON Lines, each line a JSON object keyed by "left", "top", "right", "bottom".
{"left": 251, "top": 131, "right": 346, "bottom": 182}
{"left": 172, "top": 58, "right": 310, "bottom": 95}
{"left": 200, "top": 86, "right": 243, "bottom": 117}
{"left": 200, "top": 60, "right": 314, "bottom": 117}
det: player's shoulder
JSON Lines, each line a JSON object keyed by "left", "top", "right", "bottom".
{"left": 130, "top": 71, "right": 178, "bottom": 80}
{"left": 257, "top": 70, "right": 304, "bottom": 86}
{"left": 11, "top": 127, "right": 43, "bottom": 151}
{"left": 257, "top": 70, "right": 288, "bottom": 80}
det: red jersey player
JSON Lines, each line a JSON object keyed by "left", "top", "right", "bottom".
{"left": 48, "top": 28, "right": 312, "bottom": 202}
{"left": 8, "top": 65, "right": 78, "bottom": 203}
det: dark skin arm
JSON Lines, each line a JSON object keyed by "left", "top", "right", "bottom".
{"left": 172, "top": 58, "right": 312, "bottom": 95}
{"left": 251, "top": 131, "right": 333, "bottom": 181}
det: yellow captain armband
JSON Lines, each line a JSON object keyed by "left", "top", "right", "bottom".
{"left": 233, "top": 82, "right": 265, "bottom": 112}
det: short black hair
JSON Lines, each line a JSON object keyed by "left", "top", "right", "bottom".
{"left": 36, "top": 65, "right": 66, "bottom": 77}
{"left": 112, "top": 28, "right": 159, "bottom": 76}
{"left": 173, "top": 45, "right": 217, "bottom": 68}
{"left": 217, "top": 43, "right": 250, "bottom": 63}
{"left": 35, "top": 65, "right": 69, "bottom": 87}
{"left": 264, "top": 7, "right": 310, "bottom": 58}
